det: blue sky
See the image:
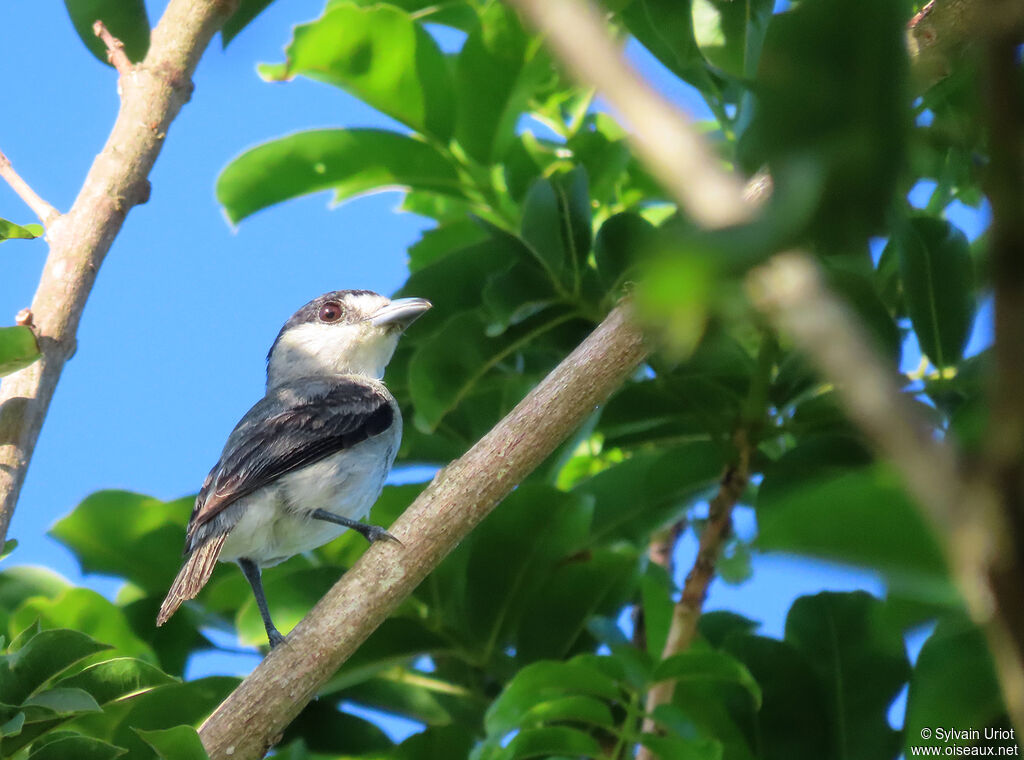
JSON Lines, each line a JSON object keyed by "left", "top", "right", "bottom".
{"left": 0, "top": 0, "right": 991, "bottom": 738}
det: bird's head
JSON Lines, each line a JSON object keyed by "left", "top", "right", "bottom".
{"left": 266, "top": 290, "right": 432, "bottom": 388}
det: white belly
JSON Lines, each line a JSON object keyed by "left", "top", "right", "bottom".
{"left": 219, "top": 431, "right": 397, "bottom": 566}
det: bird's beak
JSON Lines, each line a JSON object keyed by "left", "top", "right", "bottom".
{"left": 369, "top": 297, "right": 433, "bottom": 329}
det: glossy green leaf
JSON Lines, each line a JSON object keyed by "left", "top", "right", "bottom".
{"left": 0, "top": 629, "right": 110, "bottom": 705}
{"left": 517, "top": 546, "right": 639, "bottom": 662}
{"left": 0, "top": 219, "right": 43, "bottom": 242}
{"left": 260, "top": 4, "right": 456, "bottom": 141}
{"left": 109, "top": 677, "right": 238, "bottom": 758}
{"left": 759, "top": 445, "right": 951, "bottom": 603}
{"left": 63, "top": 0, "right": 149, "bottom": 65}
{"left": 454, "top": 5, "right": 533, "bottom": 163}
{"left": 692, "top": 0, "right": 774, "bottom": 80}
{"left": 502, "top": 726, "right": 602, "bottom": 759}
{"left": 484, "top": 661, "right": 620, "bottom": 735}
{"left": 407, "top": 220, "right": 489, "bottom": 272}
{"left": 742, "top": 0, "right": 907, "bottom": 248}
{"left": 639, "top": 733, "right": 724, "bottom": 760}
{"left": 23, "top": 687, "right": 100, "bottom": 716}
{"left": 621, "top": 0, "right": 716, "bottom": 95}
{"left": 221, "top": 0, "right": 276, "bottom": 46}
{"left": 785, "top": 592, "right": 910, "bottom": 759}
{"left": 481, "top": 262, "right": 558, "bottom": 336}
{"left": 593, "top": 212, "right": 657, "bottom": 291}
{"left": 50, "top": 491, "right": 193, "bottom": 596}
{"left": 26, "top": 735, "right": 126, "bottom": 760}
{"left": 0, "top": 570, "right": 68, "bottom": 640}
{"left": 217, "top": 129, "right": 462, "bottom": 224}
{"left": 576, "top": 442, "right": 722, "bottom": 546}
{"left": 723, "top": 633, "right": 830, "bottom": 758}
{"left": 890, "top": 216, "right": 975, "bottom": 368}
{"left": 135, "top": 726, "right": 208, "bottom": 760}
{"left": 56, "top": 658, "right": 177, "bottom": 706}
{"left": 408, "top": 308, "right": 581, "bottom": 432}
{"left": 0, "top": 326, "right": 41, "bottom": 377}
{"left": 10, "top": 589, "right": 155, "bottom": 662}
{"left": 654, "top": 651, "right": 762, "bottom": 708}
{"left": 520, "top": 168, "right": 591, "bottom": 283}
{"left": 903, "top": 617, "right": 1008, "bottom": 756}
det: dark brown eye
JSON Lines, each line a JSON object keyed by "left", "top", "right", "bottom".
{"left": 318, "top": 302, "right": 343, "bottom": 322}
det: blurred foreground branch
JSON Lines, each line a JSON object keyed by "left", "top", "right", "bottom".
{"left": 506, "top": 0, "right": 1024, "bottom": 738}
{"left": 198, "top": 303, "right": 649, "bottom": 759}
{"left": 0, "top": 0, "right": 237, "bottom": 544}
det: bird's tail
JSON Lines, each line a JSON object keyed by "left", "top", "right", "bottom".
{"left": 156, "top": 533, "right": 227, "bottom": 626}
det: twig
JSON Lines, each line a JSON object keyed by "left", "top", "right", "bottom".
{"left": 637, "top": 436, "right": 750, "bottom": 753}
{"left": 197, "top": 302, "right": 649, "bottom": 760}
{"left": 0, "top": 150, "right": 60, "bottom": 226}
{"left": 0, "top": 0, "right": 239, "bottom": 546}
{"left": 92, "top": 20, "right": 133, "bottom": 76}
{"left": 506, "top": 0, "right": 752, "bottom": 230}
{"left": 631, "top": 519, "right": 685, "bottom": 651}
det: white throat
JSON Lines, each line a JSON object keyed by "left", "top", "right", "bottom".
{"left": 266, "top": 322, "right": 400, "bottom": 389}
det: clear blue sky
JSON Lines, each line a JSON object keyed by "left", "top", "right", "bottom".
{"left": 0, "top": 0, "right": 990, "bottom": 734}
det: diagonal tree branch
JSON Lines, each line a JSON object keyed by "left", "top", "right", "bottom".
{"left": 0, "top": 0, "right": 239, "bottom": 546}
{"left": 0, "top": 149, "right": 60, "bottom": 227}
{"left": 198, "top": 302, "right": 649, "bottom": 759}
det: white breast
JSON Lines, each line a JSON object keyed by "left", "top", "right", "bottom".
{"left": 220, "top": 411, "right": 401, "bottom": 567}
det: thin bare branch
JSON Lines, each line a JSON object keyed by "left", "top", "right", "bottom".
{"left": 637, "top": 436, "right": 750, "bottom": 754}
{"left": 92, "top": 20, "right": 133, "bottom": 76}
{"left": 198, "top": 302, "right": 649, "bottom": 760}
{"left": 0, "top": 150, "right": 60, "bottom": 226}
{"left": 0, "top": 0, "right": 238, "bottom": 546}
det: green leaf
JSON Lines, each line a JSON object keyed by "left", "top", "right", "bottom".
{"left": 823, "top": 263, "right": 902, "bottom": 362}
{"left": 501, "top": 726, "right": 603, "bottom": 759}
{"left": 593, "top": 212, "right": 657, "bottom": 291}
{"left": 221, "top": 0, "right": 275, "bottom": 46}
{"left": 692, "top": 0, "right": 774, "bottom": 81}
{"left": 0, "top": 629, "right": 111, "bottom": 705}
{"left": 63, "top": 0, "right": 149, "bottom": 66}
{"left": 519, "top": 169, "right": 592, "bottom": 284}
{"left": 454, "top": 5, "right": 535, "bottom": 163}
{"left": 785, "top": 592, "right": 910, "bottom": 760}
{"left": 621, "top": 0, "right": 716, "bottom": 96}
{"left": 518, "top": 695, "right": 615, "bottom": 729}
{"left": 484, "top": 661, "right": 620, "bottom": 736}
{"left": 23, "top": 687, "right": 100, "bottom": 716}
{"left": 10, "top": 589, "right": 156, "bottom": 662}
{"left": 56, "top": 658, "right": 176, "bottom": 706}
{"left": 26, "top": 735, "right": 126, "bottom": 760}
{"left": 576, "top": 442, "right": 722, "bottom": 546}
{"left": 639, "top": 733, "right": 723, "bottom": 760}
{"left": 217, "top": 129, "right": 462, "bottom": 224}
{"left": 889, "top": 216, "right": 975, "bottom": 368}
{"left": 0, "top": 219, "right": 43, "bottom": 242}
{"left": 0, "top": 540, "right": 17, "bottom": 562}
{"left": 0, "top": 326, "right": 41, "bottom": 377}
{"left": 741, "top": 0, "right": 907, "bottom": 248}
{"left": 135, "top": 726, "right": 208, "bottom": 760}
{"left": 758, "top": 445, "right": 952, "bottom": 604}
{"left": 280, "top": 700, "right": 393, "bottom": 756}
{"left": 109, "top": 677, "right": 238, "bottom": 758}
{"left": 903, "top": 617, "right": 1008, "bottom": 756}
{"left": 653, "top": 651, "right": 762, "bottom": 708}
{"left": 261, "top": 4, "right": 456, "bottom": 141}
{"left": 407, "top": 308, "right": 580, "bottom": 432}
{"left": 50, "top": 491, "right": 193, "bottom": 596}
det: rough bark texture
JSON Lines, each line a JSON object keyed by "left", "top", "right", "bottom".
{"left": 0, "top": 0, "right": 238, "bottom": 544}
{"left": 198, "top": 302, "right": 649, "bottom": 760}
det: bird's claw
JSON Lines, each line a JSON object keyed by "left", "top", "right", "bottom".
{"left": 366, "top": 525, "right": 403, "bottom": 546}
{"left": 267, "top": 628, "right": 287, "bottom": 649}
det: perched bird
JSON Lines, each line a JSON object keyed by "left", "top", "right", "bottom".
{"left": 157, "top": 290, "right": 431, "bottom": 647}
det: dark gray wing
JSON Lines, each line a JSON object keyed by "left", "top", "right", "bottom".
{"left": 184, "top": 378, "right": 394, "bottom": 549}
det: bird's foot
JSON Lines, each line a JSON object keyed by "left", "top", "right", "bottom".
{"left": 363, "top": 524, "right": 403, "bottom": 545}
{"left": 267, "top": 627, "right": 287, "bottom": 649}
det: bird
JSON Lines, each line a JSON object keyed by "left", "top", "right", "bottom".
{"left": 156, "top": 290, "right": 431, "bottom": 648}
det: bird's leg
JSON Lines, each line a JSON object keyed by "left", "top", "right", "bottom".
{"left": 310, "top": 509, "right": 402, "bottom": 545}
{"left": 238, "top": 558, "right": 286, "bottom": 649}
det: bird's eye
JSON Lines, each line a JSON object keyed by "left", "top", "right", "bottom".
{"left": 318, "top": 302, "right": 344, "bottom": 323}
